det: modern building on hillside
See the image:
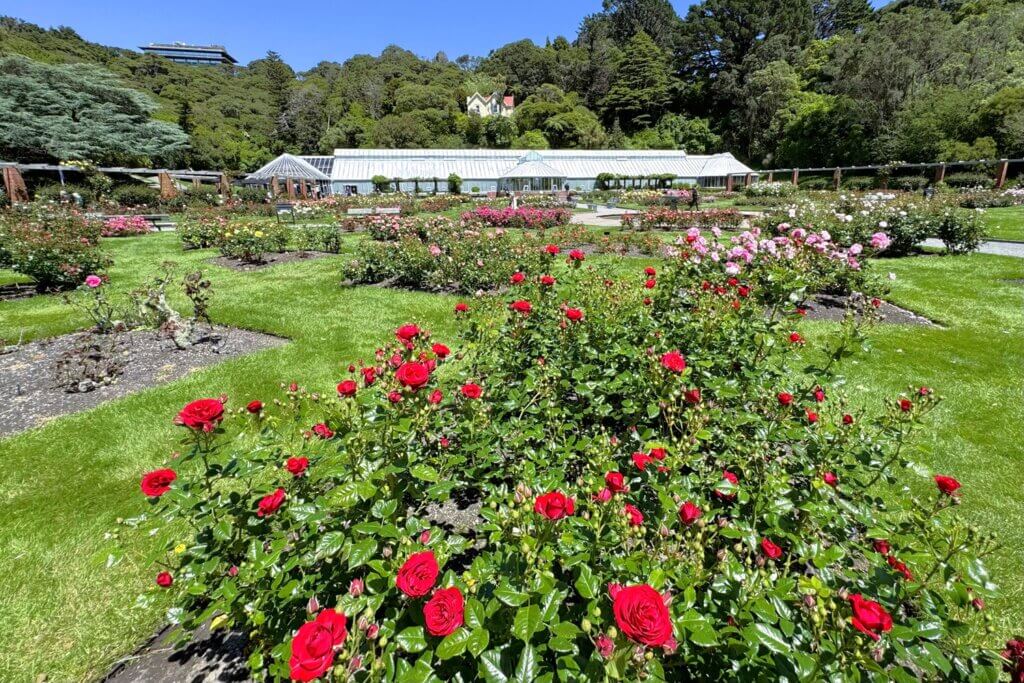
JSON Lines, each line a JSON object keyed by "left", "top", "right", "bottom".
{"left": 466, "top": 92, "right": 515, "bottom": 118}
{"left": 140, "top": 43, "right": 237, "bottom": 65}
{"left": 258, "top": 149, "right": 756, "bottom": 195}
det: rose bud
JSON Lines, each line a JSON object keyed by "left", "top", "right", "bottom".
{"left": 349, "top": 578, "right": 365, "bottom": 596}
{"left": 307, "top": 596, "right": 320, "bottom": 614}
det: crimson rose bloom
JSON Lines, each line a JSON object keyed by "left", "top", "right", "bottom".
{"left": 567, "top": 249, "right": 585, "bottom": 262}
{"left": 715, "top": 470, "right": 739, "bottom": 500}
{"left": 660, "top": 351, "right": 686, "bottom": 373}
{"left": 777, "top": 392, "right": 794, "bottom": 406}
{"left": 395, "top": 324, "right": 421, "bottom": 342}
{"left": 934, "top": 474, "right": 961, "bottom": 496}
{"left": 510, "top": 300, "right": 532, "bottom": 315}
{"left": 789, "top": 332, "right": 805, "bottom": 345}
{"left": 175, "top": 398, "right": 224, "bottom": 432}
{"left": 534, "top": 491, "right": 575, "bottom": 520}
{"left": 312, "top": 423, "right": 334, "bottom": 439}
{"left": 612, "top": 584, "right": 673, "bottom": 647}
{"left": 565, "top": 307, "right": 584, "bottom": 321}
{"left": 289, "top": 608, "right": 348, "bottom": 682}
{"left": 257, "top": 487, "right": 286, "bottom": 517}
{"left": 246, "top": 400, "right": 263, "bottom": 414}
{"left": 510, "top": 272, "right": 525, "bottom": 284}
{"left": 761, "top": 538, "right": 783, "bottom": 559}
{"left": 545, "top": 244, "right": 560, "bottom": 255}
{"left": 848, "top": 594, "right": 893, "bottom": 641}
{"left": 141, "top": 468, "right": 176, "bottom": 497}
{"left": 156, "top": 571, "right": 173, "bottom": 588}
{"left": 684, "top": 388, "right": 702, "bottom": 404}
{"left": 632, "top": 452, "right": 653, "bottom": 471}
{"left": 1002, "top": 638, "right": 1024, "bottom": 683}
{"left": 540, "top": 274, "right": 556, "bottom": 286}
{"left": 423, "top": 587, "right": 464, "bottom": 637}
{"left": 899, "top": 398, "right": 912, "bottom": 412}
{"left": 428, "top": 389, "right": 443, "bottom": 405}
{"left": 337, "top": 380, "right": 358, "bottom": 397}
{"left": 460, "top": 383, "right": 482, "bottom": 399}
{"left": 822, "top": 471, "right": 838, "bottom": 488}
{"left": 887, "top": 555, "right": 914, "bottom": 581}
{"left": 644, "top": 266, "right": 656, "bottom": 276}
{"left": 432, "top": 343, "right": 450, "bottom": 359}
{"left": 454, "top": 302, "right": 469, "bottom": 314}
{"left": 395, "top": 550, "right": 439, "bottom": 598}
{"left": 605, "top": 471, "right": 626, "bottom": 493}
{"left": 679, "top": 501, "right": 702, "bottom": 526}
{"left": 396, "top": 362, "right": 431, "bottom": 389}
{"left": 361, "top": 366, "right": 377, "bottom": 386}
{"left": 286, "top": 457, "right": 309, "bottom": 476}
{"left": 873, "top": 539, "right": 891, "bottom": 556}
{"left": 842, "top": 413, "right": 854, "bottom": 425}
{"left": 644, "top": 278, "right": 656, "bottom": 289}
{"left": 624, "top": 503, "right": 644, "bottom": 526}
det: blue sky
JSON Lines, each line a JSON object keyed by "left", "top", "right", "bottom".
{"left": 5, "top": 0, "right": 886, "bottom": 71}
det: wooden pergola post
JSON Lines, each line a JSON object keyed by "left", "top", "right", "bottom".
{"left": 2, "top": 166, "right": 30, "bottom": 203}
{"left": 744, "top": 173, "right": 752, "bottom": 188}
{"left": 158, "top": 171, "right": 178, "bottom": 200}
{"left": 300, "top": 180, "right": 308, "bottom": 199}
{"left": 220, "top": 173, "right": 232, "bottom": 198}
{"left": 726, "top": 174, "right": 734, "bottom": 192}
{"left": 791, "top": 169, "right": 800, "bottom": 186}
{"left": 995, "top": 160, "right": 1009, "bottom": 189}
{"left": 833, "top": 167, "right": 842, "bottom": 191}
{"left": 285, "top": 177, "right": 295, "bottom": 199}
{"left": 271, "top": 176, "right": 280, "bottom": 198}
{"left": 934, "top": 163, "right": 946, "bottom": 184}
{"left": 767, "top": 171, "right": 774, "bottom": 183}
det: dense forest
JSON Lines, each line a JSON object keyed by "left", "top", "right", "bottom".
{"left": 1, "top": 0, "right": 1023, "bottom": 172}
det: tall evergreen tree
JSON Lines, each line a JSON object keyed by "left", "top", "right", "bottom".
{"left": 601, "top": 31, "right": 672, "bottom": 132}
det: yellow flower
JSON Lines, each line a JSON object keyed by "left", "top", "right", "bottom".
{"left": 174, "top": 543, "right": 187, "bottom": 554}
{"left": 254, "top": 231, "right": 264, "bottom": 238}
{"left": 211, "top": 614, "right": 229, "bottom": 630}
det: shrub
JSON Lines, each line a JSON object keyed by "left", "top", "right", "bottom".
{"left": 893, "top": 175, "right": 929, "bottom": 192}
{"left": 101, "top": 215, "right": 152, "bottom": 237}
{"left": 448, "top": 173, "right": 462, "bottom": 194}
{"left": 181, "top": 186, "right": 221, "bottom": 207}
{"left": 297, "top": 225, "right": 345, "bottom": 253}
{"left": 935, "top": 208, "right": 987, "bottom": 254}
{"left": 33, "top": 182, "right": 93, "bottom": 205}
{"left": 1, "top": 206, "right": 109, "bottom": 290}
{"left": 178, "top": 215, "right": 227, "bottom": 250}
{"left": 798, "top": 177, "right": 833, "bottom": 191}
{"left": 111, "top": 184, "right": 160, "bottom": 208}
{"left": 134, "top": 239, "right": 1002, "bottom": 682}
{"left": 234, "top": 187, "right": 269, "bottom": 204}
{"left": 217, "top": 222, "right": 289, "bottom": 262}
{"left": 745, "top": 181, "right": 796, "bottom": 198}
{"left": 942, "top": 172, "right": 993, "bottom": 189}
{"left": 460, "top": 206, "right": 572, "bottom": 229}
{"left": 842, "top": 176, "right": 876, "bottom": 191}
{"left": 622, "top": 208, "right": 744, "bottom": 231}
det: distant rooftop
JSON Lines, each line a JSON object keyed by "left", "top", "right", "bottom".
{"left": 140, "top": 42, "right": 237, "bottom": 65}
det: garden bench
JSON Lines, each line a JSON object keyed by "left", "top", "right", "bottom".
{"left": 376, "top": 207, "right": 401, "bottom": 215}
{"left": 275, "top": 203, "right": 295, "bottom": 223}
{"left": 346, "top": 208, "right": 373, "bottom": 216}
{"left": 95, "top": 214, "right": 175, "bottom": 231}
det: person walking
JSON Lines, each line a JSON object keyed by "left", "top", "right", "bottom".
{"left": 689, "top": 185, "right": 700, "bottom": 210}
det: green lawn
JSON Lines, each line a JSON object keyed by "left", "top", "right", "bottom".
{"left": 0, "top": 233, "right": 1022, "bottom": 680}
{"left": 980, "top": 205, "right": 1024, "bottom": 242}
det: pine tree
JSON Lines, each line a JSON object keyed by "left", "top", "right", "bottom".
{"left": 601, "top": 31, "right": 671, "bottom": 133}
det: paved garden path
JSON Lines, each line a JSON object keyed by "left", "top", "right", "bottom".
{"left": 921, "top": 238, "right": 1024, "bottom": 258}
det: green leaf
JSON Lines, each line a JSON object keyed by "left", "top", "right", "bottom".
{"left": 467, "top": 628, "right": 490, "bottom": 657}
{"left": 410, "top": 464, "right": 439, "bottom": 482}
{"left": 479, "top": 649, "right": 511, "bottom": 683}
{"left": 747, "top": 622, "right": 791, "bottom": 655}
{"left": 512, "top": 605, "right": 542, "bottom": 642}
{"left": 396, "top": 626, "right": 427, "bottom": 653}
{"left": 347, "top": 539, "right": 378, "bottom": 569}
{"left": 495, "top": 583, "right": 529, "bottom": 606}
{"left": 398, "top": 658, "right": 435, "bottom": 683}
{"left": 574, "top": 564, "right": 598, "bottom": 599}
{"left": 465, "top": 598, "right": 487, "bottom": 630}
{"left": 436, "top": 627, "right": 472, "bottom": 660}
{"left": 314, "top": 531, "right": 345, "bottom": 559}
{"left": 514, "top": 643, "right": 538, "bottom": 683}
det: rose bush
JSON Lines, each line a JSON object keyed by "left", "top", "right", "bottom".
{"left": 132, "top": 232, "right": 1002, "bottom": 681}
{"left": 101, "top": 215, "right": 153, "bottom": 237}
{"left": 218, "top": 222, "right": 289, "bottom": 263}
{"left": 0, "top": 205, "right": 110, "bottom": 290}
{"left": 621, "top": 208, "right": 744, "bottom": 232}
{"left": 461, "top": 206, "right": 572, "bottom": 230}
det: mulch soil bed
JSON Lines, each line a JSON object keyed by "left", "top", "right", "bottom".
{"left": 209, "top": 251, "right": 336, "bottom": 271}
{"left": 0, "top": 326, "right": 286, "bottom": 437}
{"left": 802, "top": 294, "right": 938, "bottom": 326}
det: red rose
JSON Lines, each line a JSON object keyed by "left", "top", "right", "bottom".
{"left": 648, "top": 447, "right": 666, "bottom": 461}
{"left": 789, "top": 332, "right": 805, "bottom": 345}
{"left": 594, "top": 487, "right": 613, "bottom": 503}
{"left": 286, "top": 457, "right": 309, "bottom": 476}
{"left": 848, "top": 594, "right": 893, "bottom": 641}
{"left": 289, "top": 608, "right": 348, "bottom": 682}
{"left": 175, "top": 398, "right": 224, "bottom": 432}
{"left": 715, "top": 470, "right": 739, "bottom": 500}
{"left": 460, "top": 383, "right": 482, "bottom": 399}
{"left": 540, "top": 274, "right": 556, "bottom": 286}
{"left": 644, "top": 266, "right": 656, "bottom": 276}
{"left": 395, "top": 324, "right": 421, "bottom": 342}
{"left": 337, "top": 380, "right": 358, "bottom": 397}
{"left": 761, "top": 538, "right": 783, "bottom": 559}
{"left": 428, "top": 389, "right": 443, "bottom": 404}
{"left": 432, "top": 343, "right": 450, "bottom": 359}
{"left": 361, "top": 366, "right": 377, "bottom": 386}
{"left": 684, "top": 388, "right": 702, "bottom": 404}
{"left": 396, "top": 550, "right": 439, "bottom": 598}
{"left": 246, "top": 400, "right": 263, "bottom": 414}
{"left": 156, "top": 571, "right": 173, "bottom": 588}
{"left": 842, "top": 413, "right": 854, "bottom": 425}
{"left": 257, "top": 487, "right": 286, "bottom": 517}
{"left": 565, "top": 307, "right": 584, "bottom": 321}
{"left": 632, "top": 451, "right": 653, "bottom": 471}
{"left": 605, "top": 471, "right": 626, "bottom": 493}
{"left": 887, "top": 555, "right": 914, "bottom": 581}
{"left": 898, "top": 398, "right": 912, "bottom": 412}
{"left": 534, "top": 491, "right": 575, "bottom": 520}
{"left": 510, "top": 300, "right": 532, "bottom": 315}
{"left": 660, "top": 351, "right": 686, "bottom": 373}
{"left": 388, "top": 391, "right": 403, "bottom": 403}
{"left": 595, "top": 633, "right": 614, "bottom": 658}
{"left": 814, "top": 387, "right": 826, "bottom": 402}
{"left": 737, "top": 285, "right": 750, "bottom": 298}
{"left": 643, "top": 297, "right": 652, "bottom": 306}
{"left": 919, "top": 386, "right": 931, "bottom": 396}
{"left": 612, "top": 584, "right": 673, "bottom": 647}
{"left": 644, "top": 278, "right": 656, "bottom": 289}
{"left": 822, "top": 471, "right": 838, "bottom": 488}
{"left": 777, "top": 392, "right": 794, "bottom": 406}
{"left": 510, "top": 271, "right": 525, "bottom": 284}
{"left": 454, "top": 302, "right": 469, "bottom": 314}
{"left": 679, "top": 501, "right": 702, "bottom": 526}
{"left": 1002, "top": 639, "right": 1024, "bottom": 683}
{"left": 396, "top": 362, "right": 431, "bottom": 389}
{"left": 545, "top": 244, "right": 560, "bottom": 255}
{"left": 312, "top": 423, "right": 334, "bottom": 439}
{"left": 423, "top": 586, "right": 464, "bottom": 637}
{"left": 805, "top": 408, "right": 819, "bottom": 424}
{"left": 934, "top": 474, "right": 961, "bottom": 496}
{"left": 873, "top": 539, "right": 891, "bottom": 556}
{"left": 624, "top": 504, "right": 644, "bottom": 526}
{"left": 567, "top": 249, "right": 585, "bottom": 262}
{"left": 141, "top": 468, "right": 176, "bottom": 497}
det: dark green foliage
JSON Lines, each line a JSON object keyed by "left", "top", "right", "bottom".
{"left": 110, "top": 184, "right": 160, "bottom": 207}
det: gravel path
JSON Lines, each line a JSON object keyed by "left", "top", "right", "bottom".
{"left": 921, "top": 238, "right": 1024, "bottom": 258}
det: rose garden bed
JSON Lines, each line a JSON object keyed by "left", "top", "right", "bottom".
{"left": 210, "top": 251, "right": 337, "bottom": 272}
{"left": 0, "top": 326, "right": 285, "bottom": 437}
